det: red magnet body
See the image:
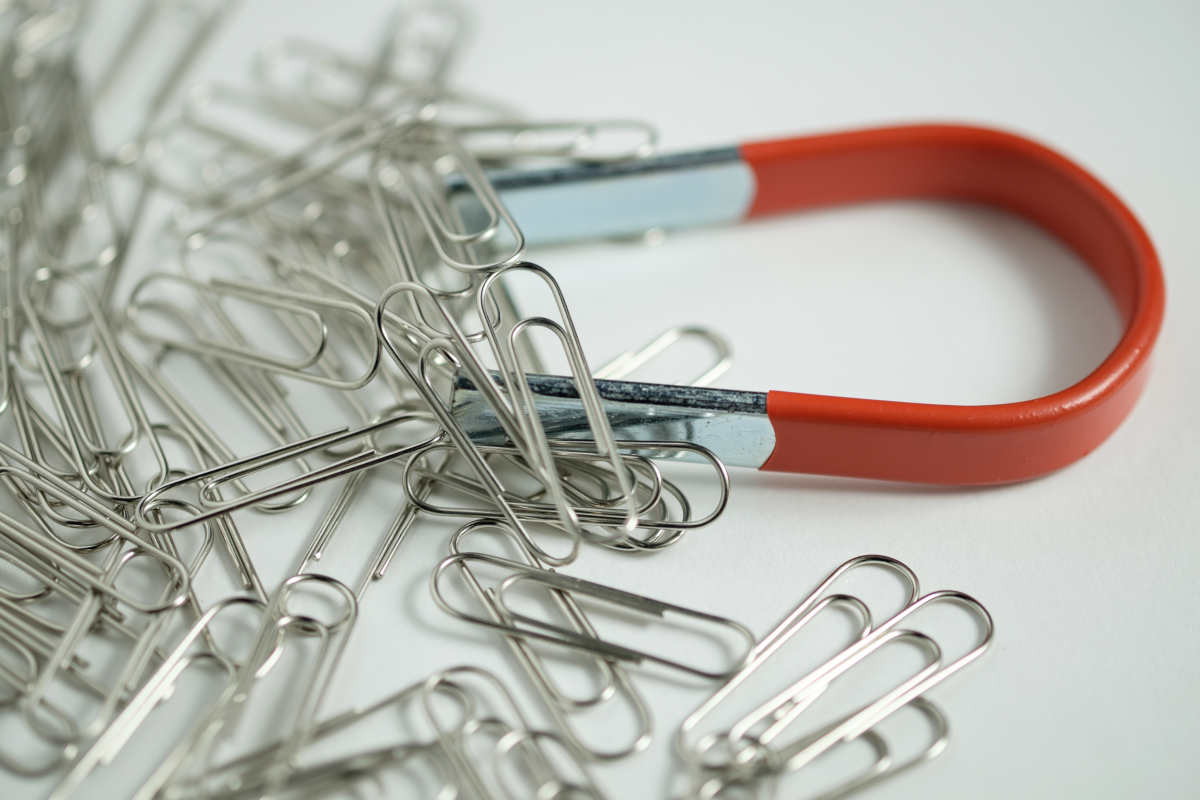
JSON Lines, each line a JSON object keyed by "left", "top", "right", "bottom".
{"left": 741, "top": 126, "right": 1164, "bottom": 484}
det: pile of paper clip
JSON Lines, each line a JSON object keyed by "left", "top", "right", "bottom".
{"left": 0, "top": 2, "right": 993, "bottom": 798}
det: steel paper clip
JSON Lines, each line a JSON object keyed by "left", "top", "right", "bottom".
{"left": 420, "top": 666, "right": 607, "bottom": 800}
{"left": 447, "top": 519, "right": 653, "bottom": 761}
{"left": 432, "top": 551, "right": 756, "bottom": 680}
{"left": 674, "top": 555, "right": 990, "bottom": 798}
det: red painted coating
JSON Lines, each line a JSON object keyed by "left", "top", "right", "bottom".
{"left": 740, "top": 125, "right": 1164, "bottom": 484}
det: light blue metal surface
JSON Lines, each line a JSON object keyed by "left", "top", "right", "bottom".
{"left": 452, "top": 147, "right": 756, "bottom": 246}
{"left": 451, "top": 371, "right": 776, "bottom": 469}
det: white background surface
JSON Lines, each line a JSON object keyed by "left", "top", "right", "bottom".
{"left": 6, "top": 1, "right": 1200, "bottom": 798}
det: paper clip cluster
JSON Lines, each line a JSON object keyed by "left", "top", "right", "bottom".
{"left": 0, "top": 3, "right": 991, "bottom": 798}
